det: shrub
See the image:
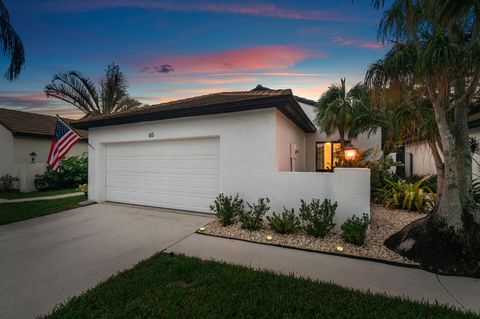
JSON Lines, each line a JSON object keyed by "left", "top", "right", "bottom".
{"left": 210, "top": 193, "right": 244, "bottom": 226}
{"left": 267, "top": 208, "right": 301, "bottom": 234}
{"left": 35, "top": 154, "right": 88, "bottom": 189}
{"left": 0, "top": 174, "right": 19, "bottom": 191}
{"left": 378, "top": 176, "right": 435, "bottom": 212}
{"left": 239, "top": 197, "right": 270, "bottom": 231}
{"left": 299, "top": 199, "right": 337, "bottom": 238}
{"left": 367, "top": 157, "right": 401, "bottom": 202}
{"left": 77, "top": 183, "right": 88, "bottom": 194}
{"left": 341, "top": 213, "right": 370, "bottom": 246}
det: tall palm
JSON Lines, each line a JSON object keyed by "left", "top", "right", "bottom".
{"left": 45, "top": 63, "right": 141, "bottom": 116}
{"left": 0, "top": 0, "right": 25, "bottom": 80}
{"left": 368, "top": 0, "right": 480, "bottom": 277}
{"left": 314, "top": 78, "right": 369, "bottom": 148}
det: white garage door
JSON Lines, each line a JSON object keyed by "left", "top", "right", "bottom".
{"left": 105, "top": 137, "right": 219, "bottom": 213}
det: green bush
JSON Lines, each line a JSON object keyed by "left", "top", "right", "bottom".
{"left": 299, "top": 199, "right": 337, "bottom": 238}
{"left": 210, "top": 193, "right": 244, "bottom": 226}
{"left": 368, "top": 157, "right": 401, "bottom": 202}
{"left": 239, "top": 197, "right": 270, "bottom": 231}
{"left": 266, "top": 208, "right": 301, "bottom": 234}
{"left": 35, "top": 154, "right": 88, "bottom": 189}
{"left": 0, "top": 174, "right": 19, "bottom": 191}
{"left": 378, "top": 176, "right": 435, "bottom": 212}
{"left": 341, "top": 213, "right": 370, "bottom": 246}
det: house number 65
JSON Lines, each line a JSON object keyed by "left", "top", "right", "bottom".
{"left": 148, "top": 132, "right": 154, "bottom": 138}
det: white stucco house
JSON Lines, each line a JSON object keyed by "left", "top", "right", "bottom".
{"left": 0, "top": 108, "right": 88, "bottom": 192}
{"left": 404, "top": 112, "right": 480, "bottom": 177}
{"left": 74, "top": 85, "right": 378, "bottom": 225}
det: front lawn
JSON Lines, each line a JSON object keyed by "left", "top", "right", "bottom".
{"left": 41, "top": 253, "right": 475, "bottom": 319}
{"left": 0, "top": 195, "right": 85, "bottom": 225}
{"left": 0, "top": 188, "right": 78, "bottom": 200}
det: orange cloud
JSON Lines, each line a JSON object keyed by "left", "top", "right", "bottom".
{"left": 139, "top": 46, "right": 318, "bottom": 74}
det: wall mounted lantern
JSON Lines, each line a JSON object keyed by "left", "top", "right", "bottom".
{"left": 30, "top": 152, "right": 37, "bottom": 163}
{"left": 344, "top": 146, "right": 358, "bottom": 162}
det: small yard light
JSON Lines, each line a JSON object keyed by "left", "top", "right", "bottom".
{"left": 336, "top": 246, "right": 344, "bottom": 252}
{"left": 266, "top": 235, "right": 273, "bottom": 241}
{"left": 29, "top": 152, "right": 37, "bottom": 163}
{"left": 343, "top": 146, "right": 358, "bottom": 162}
{"left": 199, "top": 227, "right": 206, "bottom": 231}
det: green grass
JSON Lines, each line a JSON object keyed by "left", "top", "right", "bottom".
{"left": 0, "top": 188, "right": 78, "bottom": 200}
{"left": 40, "top": 253, "right": 477, "bottom": 319}
{"left": 0, "top": 195, "right": 85, "bottom": 225}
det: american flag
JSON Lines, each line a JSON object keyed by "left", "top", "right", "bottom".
{"left": 47, "top": 117, "right": 82, "bottom": 171}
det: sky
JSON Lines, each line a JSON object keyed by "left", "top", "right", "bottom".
{"left": 0, "top": 0, "right": 390, "bottom": 119}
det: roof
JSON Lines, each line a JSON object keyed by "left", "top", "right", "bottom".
{"left": 0, "top": 108, "right": 88, "bottom": 139}
{"left": 73, "top": 85, "right": 317, "bottom": 132}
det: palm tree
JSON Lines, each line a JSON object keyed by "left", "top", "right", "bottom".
{"left": 368, "top": 0, "right": 480, "bottom": 277}
{"left": 45, "top": 63, "right": 141, "bottom": 116}
{"left": 0, "top": 0, "right": 25, "bottom": 80}
{"left": 314, "top": 78, "right": 369, "bottom": 149}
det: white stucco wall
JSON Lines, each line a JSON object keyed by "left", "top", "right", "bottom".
{"left": 405, "top": 142, "right": 437, "bottom": 176}
{"left": 275, "top": 110, "right": 306, "bottom": 171}
{"left": 0, "top": 129, "right": 88, "bottom": 191}
{"left": 0, "top": 125, "right": 14, "bottom": 178}
{"left": 13, "top": 136, "right": 87, "bottom": 165}
{"left": 407, "top": 127, "right": 480, "bottom": 177}
{"left": 88, "top": 108, "right": 370, "bottom": 226}
{"left": 299, "top": 102, "right": 382, "bottom": 172}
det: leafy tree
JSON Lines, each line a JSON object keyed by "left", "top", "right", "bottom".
{"left": 368, "top": 0, "right": 480, "bottom": 277}
{"left": 45, "top": 63, "right": 142, "bottom": 116}
{"left": 0, "top": 0, "right": 24, "bottom": 80}
{"left": 314, "top": 78, "right": 369, "bottom": 148}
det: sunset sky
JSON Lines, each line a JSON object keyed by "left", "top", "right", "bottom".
{"left": 0, "top": 0, "right": 390, "bottom": 119}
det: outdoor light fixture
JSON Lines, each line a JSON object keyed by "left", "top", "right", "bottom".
{"left": 344, "top": 146, "right": 358, "bottom": 162}
{"left": 29, "top": 152, "right": 37, "bottom": 163}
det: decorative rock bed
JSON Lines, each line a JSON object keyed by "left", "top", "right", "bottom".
{"left": 197, "top": 205, "right": 426, "bottom": 265}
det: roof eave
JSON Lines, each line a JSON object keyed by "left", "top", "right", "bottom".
{"left": 73, "top": 95, "right": 317, "bottom": 133}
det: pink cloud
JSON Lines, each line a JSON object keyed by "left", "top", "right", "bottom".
{"left": 332, "top": 36, "right": 384, "bottom": 49}
{"left": 207, "top": 72, "right": 328, "bottom": 77}
{"left": 44, "top": 1, "right": 347, "bottom": 21}
{"left": 138, "top": 46, "right": 318, "bottom": 74}
{"left": 196, "top": 77, "right": 258, "bottom": 85}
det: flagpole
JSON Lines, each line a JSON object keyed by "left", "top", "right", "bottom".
{"left": 56, "top": 114, "right": 95, "bottom": 150}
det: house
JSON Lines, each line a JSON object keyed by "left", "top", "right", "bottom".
{"left": 0, "top": 108, "right": 88, "bottom": 192}
{"left": 74, "top": 85, "right": 379, "bottom": 224}
{"left": 404, "top": 112, "right": 480, "bottom": 177}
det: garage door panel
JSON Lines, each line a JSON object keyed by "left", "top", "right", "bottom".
{"left": 105, "top": 138, "right": 220, "bottom": 213}
{"left": 107, "top": 176, "right": 218, "bottom": 190}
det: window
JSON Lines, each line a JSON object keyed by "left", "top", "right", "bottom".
{"left": 316, "top": 142, "right": 342, "bottom": 171}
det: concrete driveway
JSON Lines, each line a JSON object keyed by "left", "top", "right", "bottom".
{"left": 0, "top": 203, "right": 212, "bottom": 319}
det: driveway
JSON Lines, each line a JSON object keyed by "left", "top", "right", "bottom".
{"left": 0, "top": 203, "right": 212, "bottom": 319}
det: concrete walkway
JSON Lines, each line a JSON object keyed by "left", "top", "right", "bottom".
{"left": 167, "top": 233, "right": 480, "bottom": 314}
{"left": 0, "top": 192, "right": 84, "bottom": 203}
{"left": 0, "top": 203, "right": 213, "bottom": 319}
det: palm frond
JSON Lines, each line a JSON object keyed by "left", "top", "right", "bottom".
{"left": 0, "top": 0, "right": 24, "bottom": 80}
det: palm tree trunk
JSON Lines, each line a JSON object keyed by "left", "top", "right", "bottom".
{"left": 385, "top": 97, "right": 480, "bottom": 277}
{"left": 428, "top": 139, "right": 443, "bottom": 207}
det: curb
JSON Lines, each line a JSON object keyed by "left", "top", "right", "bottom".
{"left": 195, "top": 231, "right": 420, "bottom": 270}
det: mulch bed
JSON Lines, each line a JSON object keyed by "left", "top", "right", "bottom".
{"left": 198, "top": 205, "right": 426, "bottom": 265}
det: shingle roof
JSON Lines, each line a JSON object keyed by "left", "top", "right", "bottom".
{"left": 73, "top": 85, "right": 317, "bottom": 133}
{"left": 0, "top": 108, "right": 88, "bottom": 139}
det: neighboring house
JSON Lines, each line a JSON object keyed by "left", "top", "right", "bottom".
{"left": 0, "top": 108, "right": 88, "bottom": 192}
{"left": 74, "top": 85, "right": 378, "bottom": 225}
{"left": 404, "top": 112, "right": 480, "bottom": 177}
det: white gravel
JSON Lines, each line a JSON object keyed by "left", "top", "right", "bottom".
{"left": 198, "top": 205, "right": 426, "bottom": 265}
